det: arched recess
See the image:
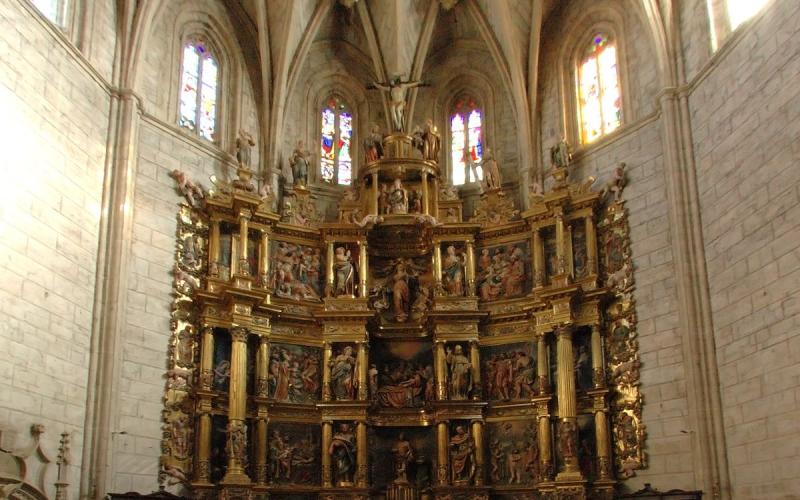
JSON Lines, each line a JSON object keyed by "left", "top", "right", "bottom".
{"left": 558, "top": 3, "right": 633, "bottom": 149}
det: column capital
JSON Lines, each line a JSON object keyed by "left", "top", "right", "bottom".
{"left": 555, "top": 324, "right": 574, "bottom": 338}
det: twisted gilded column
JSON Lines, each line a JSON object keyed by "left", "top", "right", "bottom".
{"left": 469, "top": 340, "right": 481, "bottom": 400}
{"left": 436, "top": 421, "right": 449, "bottom": 485}
{"left": 322, "top": 342, "right": 333, "bottom": 401}
{"left": 238, "top": 210, "right": 251, "bottom": 276}
{"left": 434, "top": 341, "right": 447, "bottom": 400}
{"left": 357, "top": 342, "right": 368, "bottom": 401}
{"left": 555, "top": 325, "right": 580, "bottom": 478}
{"left": 471, "top": 420, "right": 485, "bottom": 486}
{"left": 358, "top": 240, "right": 368, "bottom": 298}
{"left": 209, "top": 218, "right": 221, "bottom": 277}
{"left": 465, "top": 240, "right": 476, "bottom": 296}
{"left": 322, "top": 422, "right": 333, "bottom": 487}
{"left": 533, "top": 229, "right": 544, "bottom": 287}
{"left": 222, "top": 327, "right": 250, "bottom": 484}
{"left": 356, "top": 421, "right": 368, "bottom": 487}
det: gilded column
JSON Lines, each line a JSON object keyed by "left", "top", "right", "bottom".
{"left": 471, "top": 420, "right": 485, "bottom": 486}
{"left": 359, "top": 240, "right": 368, "bottom": 298}
{"left": 223, "top": 327, "right": 250, "bottom": 483}
{"left": 357, "top": 342, "right": 368, "bottom": 401}
{"left": 469, "top": 340, "right": 481, "bottom": 400}
{"left": 421, "top": 171, "right": 430, "bottom": 215}
{"left": 254, "top": 416, "right": 267, "bottom": 484}
{"left": 322, "top": 342, "right": 333, "bottom": 401}
{"left": 356, "top": 421, "right": 368, "bottom": 487}
{"left": 595, "top": 409, "right": 612, "bottom": 480}
{"left": 465, "top": 239, "right": 476, "bottom": 296}
{"left": 555, "top": 325, "right": 580, "bottom": 478}
{"left": 326, "top": 241, "right": 335, "bottom": 297}
{"left": 585, "top": 215, "right": 598, "bottom": 278}
{"left": 591, "top": 324, "right": 605, "bottom": 389}
{"left": 432, "top": 177, "right": 439, "bottom": 220}
{"left": 254, "top": 336, "right": 269, "bottom": 484}
{"left": 371, "top": 173, "right": 380, "bottom": 214}
{"left": 433, "top": 243, "right": 443, "bottom": 293}
{"left": 536, "top": 333, "right": 549, "bottom": 394}
{"left": 259, "top": 229, "right": 270, "bottom": 288}
{"left": 555, "top": 210, "right": 566, "bottom": 276}
{"left": 436, "top": 421, "right": 449, "bottom": 486}
{"left": 533, "top": 228, "right": 544, "bottom": 287}
{"left": 565, "top": 224, "right": 574, "bottom": 279}
{"left": 322, "top": 422, "right": 333, "bottom": 487}
{"left": 434, "top": 341, "right": 447, "bottom": 400}
{"left": 238, "top": 210, "right": 251, "bottom": 276}
{"left": 209, "top": 218, "right": 221, "bottom": 277}
{"left": 538, "top": 409, "right": 553, "bottom": 481}
{"left": 196, "top": 326, "right": 214, "bottom": 482}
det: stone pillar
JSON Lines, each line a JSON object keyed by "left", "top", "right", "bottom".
{"left": 465, "top": 239, "right": 476, "bottom": 296}
{"left": 223, "top": 327, "right": 250, "bottom": 483}
{"left": 469, "top": 340, "right": 481, "bottom": 400}
{"left": 356, "top": 421, "right": 368, "bottom": 487}
{"left": 238, "top": 210, "right": 251, "bottom": 276}
{"left": 357, "top": 342, "right": 368, "bottom": 401}
{"left": 591, "top": 325, "right": 605, "bottom": 389}
{"left": 359, "top": 240, "right": 369, "bottom": 298}
{"left": 326, "top": 241, "right": 335, "bottom": 297}
{"left": 436, "top": 421, "right": 449, "bottom": 485}
{"left": 322, "top": 422, "right": 333, "bottom": 487}
{"left": 259, "top": 229, "right": 270, "bottom": 288}
{"left": 533, "top": 228, "right": 544, "bottom": 287}
{"left": 209, "top": 218, "right": 221, "bottom": 277}
{"left": 322, "top": 342, "right": 333, "bottom": 401}
{"left": 471, "top": 420, "right": 485, "bottom": 486}
{"left": 585, "top": 215, "right": 598, "bottom": 278}
{"left": 555, "top": 325, "right": 580, "bottom": 478}
{"left": 595, "top": 409, "right": 612, "bottom": 480}
{"left": 421, "top": 171, "right": 430, "bottom": 215}
{"left": 536, "top": 333, "right": 549, "bottom": 394}
{"left": 371, "top": 173, "right": 380, "bottom": 214}
{"left": 434, "top": 341, "right": 447, "bottom": 400}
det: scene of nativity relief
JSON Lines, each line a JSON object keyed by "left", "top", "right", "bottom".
{"left": 161, "top": 74, "right": 643, "bottom": 499}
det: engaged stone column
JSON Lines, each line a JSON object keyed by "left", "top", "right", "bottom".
{"left": 222, "top": 327, "right": 251, "bottom": 484}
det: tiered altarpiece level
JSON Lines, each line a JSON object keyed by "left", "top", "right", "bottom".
{"left": 161, "top": 134, "right": 645, "bottom": 500}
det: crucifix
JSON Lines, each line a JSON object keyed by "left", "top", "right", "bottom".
{"left": 369, "top": 77, "right": 429, "bottom": 132}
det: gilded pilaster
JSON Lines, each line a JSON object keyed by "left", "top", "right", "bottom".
{"left": 259, "top": 229, "right": 270, "bottom": 288}
{"left": 357, "top": 342, "right": 368, "bottom": 401}
{"left": 222, "top": 327, "right": 251, "bottom": 484}
{"left": 538, "top": 409, "right": 553, "bottom": 481}
{"left": 359, "top": 240, "right": 368, "bottom": 298}
{"left": 209, "top": 218, "right": 221, "bottom": 277}
{"left": 471, "top": 420, "right": 485, "bottom": 486}
{"left": 585, "top": 215, "right": 597, "bottom": 278}
{"left": 436, "top": 422, "right": 449, "bottom": 485}
{"left": 238, "top": 210, "right": 251, "bottom": 276}
{"left": 433, "top": 244, "right": 443, "bottom": 294}
{"left": 200, "top": 327, "right": 214, "bottom": 391}
{"left": 434, "top": 341, "right": 447, "bottom": 400}
{"left": 254, "top": 417, "right": 267, "bottom": 484}
{"left": 371, "top": 173, "right": 380, "bottom": 214}
{"left": 595, "top": 409, "right": 612, "bottom": 480}
{"left": 537, "top": 334, "right": 549, "bottom": 394}
{"left": 555, "top": 210, "right": 566, "bottom": 276}
{"left": 322, "top": 422, "right": 333, "bottom": 487}
{"left": 465, "top": 239, "right": 476, "bottom": 296}
{"left": 533, "top": 228, "right": 544, "bottom": 287}
{"left": 195, "top": 410, "right": 212, "bottom": 483}
{"left": 591, "top": 324, "right": 605, "bottom": 389}
{"left": 322, "top": 342, "right": 333, "bottom": 401}
{"left": 421, "top": 172, "right": 430, "bottom": 215}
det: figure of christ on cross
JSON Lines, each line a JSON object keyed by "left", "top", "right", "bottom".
{"left": 369, "top": 77, "right": 428, "bottom": 132}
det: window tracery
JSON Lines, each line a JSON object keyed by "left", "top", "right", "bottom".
{"left": 319, "top": 96, "right": 353, "bottom": 185}
{"left": 576, "top": 33, "right": 621, "bottom": 145}
{"left": 450, "top": 97, "right": 483, "bottom": 186}
{"left": 179, "top": 39, "right": 219, "bottom": 142}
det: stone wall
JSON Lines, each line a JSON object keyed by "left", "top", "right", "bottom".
{"left": 690, "top": 1, "right": 800, "bottom": 497}
{"left": 0, "top": 1, "right": 112, "bottom": 497}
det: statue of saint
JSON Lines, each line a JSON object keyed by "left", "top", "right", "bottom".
{"left": 392, "top": 261, "right": 410, "bottom": 322}
{"left": 442, "top": 245, "right": 465, "bottom": 296}
{"left": 364, "top": 123, "right": 384, "bottom": 163}
{"left": 392, "top": 433, "right": 415, "bottom": 484}
{"left": 481, "top": 148, "right": 502, "bottom": 191}
{"left": 236, "top": 129, "right": 255, "bottom": 168}
{"left": 371, "top": 77, "right": 426, "bottom": 131}
{"left": 550, "top": 138, "right": 572, "bottom": 168}
{"left": 446, "top": 344, "right": 472, "bottom": 400}
{"left": 329, "top": 423, "right": 356, "bottom": 486}
{"left": 388, "top": 178, "right": 408, "bottom": 214}
{"left": 333, "top": 246, "right": 356, "bottom": 297}
{"left": 422, "top": 119, "right": 441, "bottom": 161}
{"left": 449, "top": 425, "right": 475, "bottom": 484}
{"left": 329, "top": 345, "right": 357, "bottom": 400}
{"left": 289, "top": 140, "right": 310, "bottom": 186}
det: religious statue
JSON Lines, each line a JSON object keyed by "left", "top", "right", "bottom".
{"left": 370, "top": 77, "right": 426, "bottom": 131}
{"left": 227, "top": 421, "right": 247, "bottom": 468}
{"left": 446, "top": 344, "right": 472, "bottom": 400}
{"left": 559, "top": 420, "right": 577, "bottom": 460}
{"left": 392, "top": 260, "right": 411, "bottom": 322}
{"left": 481, "top": 148, "right": 502, "bottom": 191}
{"left": 330, "top": 345, "right": 357, "bottom": 400}
{"left": 388, "top": 178, "right": 409, "bottom": 214}
{"left": 422, "top": 119, "right": 441, "bottom": 162}
{"left": 235, "top": 129, "right": 255, "bottom": 169}
{"left": 442, "top": 245, "right": 465, "bottom": 296}
{"left": 409, "top": 189, "right": 422, "bottom": 213}
{"left": 169, "top": 169, "right": 205, "bottom": 207}
{"left": 392, "top": 433, "right": 415, "bottom": 484}
{"left": 329, "top": 423, "right": 356, "bottom": 486}
{"left": 550, "top": 138, "right": 572, "bottom": 168}
{"left": 450, "top": 425, "right": 476, "bottom": 485}
{"left": 333, "top": 246, "right": 356, "bottom": 297}
{"left": 529, "top": 179, "right": 544, "bottom": 201}
{"left": 602, "top": 162, "right": 627, "bottom": 201}
{"left": 364, "top": 123, "right": 384, "bottom": 162}
{"left": 289, "top": 140, "right": 310, "bottom": 186}
{"left": 379, "top": 183, "right": 390, "bottom": 214}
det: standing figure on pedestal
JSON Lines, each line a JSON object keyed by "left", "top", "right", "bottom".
{"left": 330, "top": 345, "right": 357, "bottom": 400}
{"left": 371, "top": 77, "right": 426, "bottom": 132}
{"left": 446, "top": 345, "right": 472, "bottom": 400}
{"left": 379, "top": 183, "right": 390, "bottom": 214}
{"left": 329, "top": 423, "right": 356, "bottom": 486}
{"left": 289, "top": 140, "right": 310, "bottom": 187}
{"left": 423, "top": 119, "right": 441, "bottom": 162}
{"left": 550, "top": 138, "right": 572, "bottom": 168}
{"left": 442, "top": 245, "right": 465, "bottom": 296}
{"left": 389, "top": 178, "right": 409, "bottom": 214}
{"left": 364, "top": 123, "right": 384, "bottom": 163}
{"left": 392, "top": 261, "right": 411, "bottom": 322}
{"left": 333, "top": 246, "right": 356, "bottom": 297}
{"left": 481, "top": 148, "right": 502, "bottom": 191}
{"left": 450, "top": 425, "right": 476, "bottom": 485}
{"left": 236, "top": 129, "right": 255, "bottom": 168}
{"left": 392, "top": 433, "right": 415, "bottom": 484}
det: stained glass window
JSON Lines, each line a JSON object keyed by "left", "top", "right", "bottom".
{"left": 727, "top": 0, "right": 768, "bottom": 30}
{"left": 577, "top": 33, "right": 621, "bottom": 144}
{"left": 180, "top": 41, "right": 219, "bottom": 142}
{"left": 450, "top": 98, "right": 483, "bottom": 185}
{"left": 319, "top": 97, "right": 352, "bottom": 185}
{"left": 32, "top": 0, "right": 66, "bottom": 26}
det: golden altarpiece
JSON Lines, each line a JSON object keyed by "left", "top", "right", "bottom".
{"left": 162, "top": 131, "right": 645, "bottom": 500}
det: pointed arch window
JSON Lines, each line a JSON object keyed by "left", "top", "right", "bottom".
{"left": 320, "top": 97, "right": 353, "bottom": 185}
{"left": 577, "top": 33, "right": 621, "bottom": 144}
{"left": 450, "top": 98, "right": 483, "bottom": 186}
{"left": 179, "top": 40, "right": 219, "bottom": 142}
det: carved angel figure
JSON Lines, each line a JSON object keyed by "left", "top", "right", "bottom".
{"left": 169, "top": 169, "right": 205, "bottom": 206}
{"left": 602, "top": 162, "right": 627, "bottom": 201}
